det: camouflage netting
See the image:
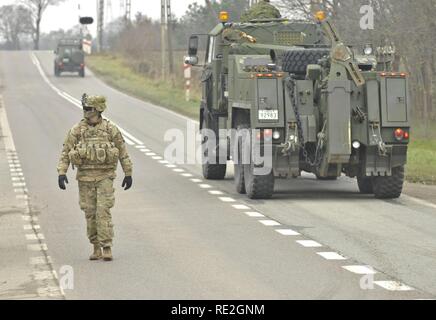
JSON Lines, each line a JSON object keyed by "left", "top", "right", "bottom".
{"left": 240, "top": 1, "right": 282, "bottom": 23}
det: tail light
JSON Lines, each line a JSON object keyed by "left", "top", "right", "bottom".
{"left": 255, "top": 129, "right": 273, "bottom": 141}
{"left": 58, "top": 62, "right": 63, "bottom": 67}
{"left": 394, "top": 128, "right": 409, "bottom": 141}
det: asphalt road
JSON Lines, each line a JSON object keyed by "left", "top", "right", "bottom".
{"left": 0, "top": 50, "right": 435, "bottom": 300}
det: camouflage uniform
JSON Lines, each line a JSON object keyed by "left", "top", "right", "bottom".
{"left": 57, "top": 95, "right": 132, "bottom": 259}
{"left": 240, "top": 0, "right": 282, "bottom": 23}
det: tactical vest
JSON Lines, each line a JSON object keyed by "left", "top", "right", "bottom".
{"left": 68, "top": 120, "right": 120, "bottom": 170}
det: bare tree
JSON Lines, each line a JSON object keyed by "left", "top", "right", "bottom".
{"left": 0, "top": 5, "right": 33, "bottom": 50}
{"left": 20, "top": 0, "right": 65, "bottom": 50}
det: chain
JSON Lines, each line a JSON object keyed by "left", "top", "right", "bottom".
{"left": 285, "top": 76, "right": 324, "bottom": 167}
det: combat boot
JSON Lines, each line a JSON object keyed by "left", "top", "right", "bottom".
{"left": 102, "top": 247, "right": 113, "bottom": 261}
{"left": 89, "top": 244, "right": 102, "bottom": 261}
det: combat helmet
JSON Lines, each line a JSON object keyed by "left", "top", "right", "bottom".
{"left": 81, "top": 94, "right": 107, "bottom": 113}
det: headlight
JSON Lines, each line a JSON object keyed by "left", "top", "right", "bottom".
{"left": 364, "top": 45, "right": 373, "bottom": 56}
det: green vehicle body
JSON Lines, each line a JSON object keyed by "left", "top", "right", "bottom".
{"left": 186, "top": 17, "right": 410, "bottom": 199}
{"left": 54, "top": 39, "right": 85, "bottom": 77}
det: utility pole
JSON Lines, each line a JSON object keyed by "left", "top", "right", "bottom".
{"left": 125, "top": 0, "right": 131, "bottom": 22}
{"left": 161, "top": 0, "right": 167, "bottom": 79}
{"left": 166, "top": 0, "right": 174, "bottom": 75}
{"left": 97, "top": 0, "right": 104, "bottom": 52}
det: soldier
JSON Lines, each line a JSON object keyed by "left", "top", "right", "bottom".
{"left": 57, "top": 94, "right": 133, "bottom": 261}
{"left": 240, "top": 0, "right": 282, "bottom": 23}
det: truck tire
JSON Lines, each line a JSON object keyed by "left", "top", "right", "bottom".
{"left": 244, "top": 163, "right": 275, "bottom": 199}
{"left": 281, "top": 49, "right": 329, "bottom": 74}
{"left": 201, "top": 119, "right": 226, "bottom": 180}
{"left": 357, "top": 176, "right": 374, "bottom": 194}
{"left": 373, "top": 166, "right": 405, "bottom": 199}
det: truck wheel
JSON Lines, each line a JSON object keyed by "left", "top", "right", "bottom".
{"left": 281, "top": 49, "right": 330, "bottom": 74}
{"left": 244, "top": 163, "right": 275, "bottom": 199}
{"left": 373, "top": 166, "right": 405, "bottom": 199}
{"left": 202, "top": 119, "right": 226, "bottom": 180}
{"left": 357, "top": 176, "right": 374, "bottom": 194}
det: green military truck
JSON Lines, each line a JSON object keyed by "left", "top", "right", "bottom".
{"left": 54, "top": 39, "right": 85, "bottom": 77}
{"left": 185, "top": 13, "right": 411, "bottom": 200}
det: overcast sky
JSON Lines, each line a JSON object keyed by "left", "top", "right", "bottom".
{"left": 1, "top": 0, "right": 199, "bottom": 35}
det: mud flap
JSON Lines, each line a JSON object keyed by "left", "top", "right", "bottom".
{"left": 326, "top": 80, "right": 352, "bottom": 163}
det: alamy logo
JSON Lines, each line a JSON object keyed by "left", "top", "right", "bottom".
{"left": 360, "top": 5, "right": 375, "bottom": 30}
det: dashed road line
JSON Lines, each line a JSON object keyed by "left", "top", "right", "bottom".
{"left": 296, "top": 240, "right": 323, "bottom": 248}
{"left": 275, "top": 229, "right": 300, "bottom": 236}
{"left": 317, "top": 252, "right": 348, "bottom": 260}
{"left": 342, "top": 265, "right": 377, "bottom": 275}
{"left": 374, "top": 281, "right": 414, "bottom": 291}
{"left": 259, "top": 220, "right": 281, "bottom": 227}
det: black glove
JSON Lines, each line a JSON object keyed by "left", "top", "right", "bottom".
{"left": 58, "top": 175, "right": 69, "bottom": 190}
{"left": 122, "top": 176, "right": 133, "bottom": 191}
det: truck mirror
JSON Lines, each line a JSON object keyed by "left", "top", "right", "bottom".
{"left": 79, "top": 17, "right": 94, "bottom": 25}
{"left": 188, "top": 35, "right": 199, "bottom": 57}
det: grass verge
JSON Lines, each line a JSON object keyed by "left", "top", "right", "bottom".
{"left": 86, "top": 54, "right": 199, "bottom": 119}
{"left": 86, "top": 54, "right": 436, "bottom": 185}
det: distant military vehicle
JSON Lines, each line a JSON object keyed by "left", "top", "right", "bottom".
{"left": 54, "top": 39, "right": 85, "bottom": 77}
{"left": 185, "top": 12, "right": 411, "bottom": 200}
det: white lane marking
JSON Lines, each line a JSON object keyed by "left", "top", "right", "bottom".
{"left": 232, "top": 204, "right": 251, "bottom": 210}
{"left": 12, "top": 177, "right": 25, "bottom": 182}
{"left": 22, "top": 216, "right": 38, "bottom": 222}
{"left": 199, "top": 184, "right": 212, "bottom": 189}
{"left": 245, "top": 212, "right": 265, "bottom": 218}
{"left": 276, "top": 229, "right": 300, "bottom": 236}
{"left": 219, "top": 197, "right": 235, "bottom": 203}
{"left": 10, "top": 168, "right": 23, "bottom": 172}
{"left": 11, "top": 172, "right": 24, "bottom": 177}
{"left": 166, "top": 164, "right": 177, "bottom": 168}
{"left": 33, "top": 271, "right": 55, "bottom": 281}
{"left": 159, "top": 160, "right": 169, "bottom": 164}
{"left": 173, "top": 169, "right": 185, "bottom": 173}
{"left": 24, "top": 225, "right": 40, "bottom": 231}
{"left": 146, "top": 153, "right": 156, "bottom": 156}
{"left": 9, "top": 164, "right": 21, "bottom": 168}
{"left": 31, "top": 53, "right": 140, "bottom": 146}
{"left": 135, "top": 145, "right": 146, "bottom": 149}
{"left": 27, "top": 244, "right": 48, "bottom": 251}
{"left": 296, "top": 240, "right": 323, "bottom": 248}
{"left": 181, "top": 173, "right": 193, "bottom": 177}
{"left": 317, "top": 252, "right": 348, "bottom": 260}
{"left": 30, "top": 256, "right": 52, "bottom": 265}
{"left": 25, "top": 233, "right": 45, "bottom": 241}
{"left": 259, "top": 220, "right": 281, "bottom": 226}
{"left": 16, "top": 195, "right": 29, "bottom": 200}
{"left": 342, "top": 265, "right": 377, "bottom": 275}
{"left": 14, "top": 188, "right": 28, "bottom": 193}
{"left": 13, "top": 182, "right": 26, "bottom": 187}
{"left": 190, "top": 179, "right": 202, "bottom": 183}
{"left": 141, "top": 149, "right": 151, "bottom": 152}
{"left": 152, "top": 156, "right": 163, "bottom": 160}
{"left": 402, "top": 195, "right": 436, "bottom": 210}
{"left": 209, "top": 190, "right": 224, "bottom": 195}
{"left": 374, "top": 281, "right": 414, "bottom": 291}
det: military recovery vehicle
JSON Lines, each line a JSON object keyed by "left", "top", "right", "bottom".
{"left": 54, "top": 39, "right": 86, "bottom": 77}
{"left": 185, "top": 12, "right": 411, "bottom": 200}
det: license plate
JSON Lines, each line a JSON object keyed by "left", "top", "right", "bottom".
{"left": 258, "top": 110, "right": 278, "bottom": 120}
{"left": 63, "top": 58, "right": 70, "bottom": 63}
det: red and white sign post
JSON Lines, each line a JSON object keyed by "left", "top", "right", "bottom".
{"left": 184, "top": 62, "right": 191, "bottom": 102}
